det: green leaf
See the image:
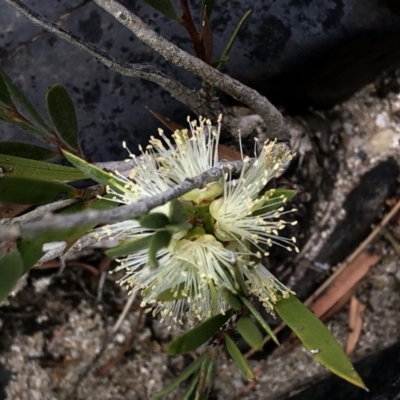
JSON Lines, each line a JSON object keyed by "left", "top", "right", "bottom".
{"left": 0, "top": 249, "right": 24, "bottom": 302}
{"left": 0, "top": 142, "right": 55, "bottom": 160}
{"left": 144, "top": 0, "right": 181, "bottom": 21}
{"left": 204, "top": 358, "right": 216, "bottom": 390}
{"left": 151, "top": 356, "right": 206, "bottom": 399}
{"left": 166, "top": 221, "right": 193, "bottom": 234}
{"left": 240, "top": 296, "right": 279, "bottom": 345}
{"left": 0, "top": 69, "right": 12, "bottom": 106}
{"left": 0, "top": 66, "right": 51, "bottom": 132}
{"left": 63, "top": 150, "right": 126, "bottom": 193}
{"left": 0, "top": 105, "right": 49, "bottom": 139}
{"left": 167, "top": 312, "right": 232, "bottom": 355}
{"left": 140, "top": 212, "right": 170, "bottom": 230}
{"left": 215, "top": 8, "right": 252, "bottom": 70}
{"left": 232, "top": 262, "right": 248, "bottom": 296}
{"left": 170, "top": 198, "right": 189, "bottom": 224}
{"left": 274, "top": 294, "right": 366, "bottom": 389}
{"left": 201, "top": 0, "right": 216, "bottom": 18}
{"left": 148, "top": 230, "right": 172, "bottom": 268}
{"left": 0, "top": 175, "right": 80, "bottom": 205}
{"left": 224, "top": 334, "right": 254, "bottom": 380}
{"left": 106, "top": 235, "right": 152, "bottom": 259}
{"left": 182, "top": 372, "right": 201, "bottom": 400}
{"left": 237, "top": 314, "right": 263, "bottom": 349}
{"left": 222, "top": 288, "right": 243, "bottom": 310}
{"left": 46, "top": 84, "right": 79, "bottom": 151}
{"left": 253, "top": 189, "right": 297, "bottom": 216}
{"left": 0, "top": 153, "right": 86, "bottom": 180}
{"left": 18, "top": 197, "right": 116, "bottom": 272}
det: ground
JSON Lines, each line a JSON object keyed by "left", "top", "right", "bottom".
{"left": 1, "top": 69, "right": 400, "bottom": 400}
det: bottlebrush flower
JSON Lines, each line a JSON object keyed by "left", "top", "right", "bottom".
{"left": 96, "top": 117, "right": 297, "bottom": 327}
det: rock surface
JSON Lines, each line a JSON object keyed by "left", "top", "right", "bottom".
{"left": 1, "top": 0, "right": 400, "bottom": 160}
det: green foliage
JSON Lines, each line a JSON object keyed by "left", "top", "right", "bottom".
{"left": 224, "top": 334, "right": 254, "bottom": 380}
{"left": 46, "top": 84, "right": 79, "bottom": 152}
{"left": 0, "top": 175, "right": 80, "bottom": 205}
{"left": 213, "top": 8, "right": 252, "bottom": 70}
{"left": 63, "top": 150, "right": 126, "bottom": 194}
{"left": 275, "top": 294, "right": 366, "bottom": 389}
{"left": 167, "top": 312, "right": 232, "bottom": 355}
{"left": 148, "top": 230, "right": 172, "bottom": 268}
{"left": 140, "top": 212, "right": 170, "bottom": 230}
{"left": 0, "top": 153, "right": 86, "bottom": 181}
{"left": 237, "top": 314, "right": 263, "bottom": 349}
{"left": 240, "top": 296, "right": 279, "bottom": 344}
{"left": 0, "top": 66, "right": 82, "bottom": 156}
{"left": 0, "top": 66, "right": 51, "bottom": 134}
{"left": 0, "top": 249, "right": 24, "bottom": 302}
{"left": 143, "top": 0, "right": 181, "bottom": 21}
{"left": 151, "top": 355, "right": 206, "bottom": 399}
{"left": 0, "top": 141, "right": 55, "bottom": 160}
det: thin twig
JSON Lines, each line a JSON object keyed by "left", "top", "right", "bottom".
{"left": 34, "top": 233, "right": 98, "bottom": 265}
{"left": 1, "top": 198, "right": 77, "bottom": 225}
{"left": 0, "top": 159, "right": 248, "bottom": 240}
{"left": 91, "top": 0, "right": 286, "bottom": 139}
{"left": 4, "top": 0, "right": 203, "bottom": 114}
{"left": 112, "top": 291, "right": 137, "bottom": 333}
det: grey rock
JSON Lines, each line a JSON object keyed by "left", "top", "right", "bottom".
{"left": 1, "top": 0, "right": 400, "bottom": 160}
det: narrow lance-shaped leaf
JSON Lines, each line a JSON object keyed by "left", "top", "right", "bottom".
{"left": 144, "top": 0, "right": 181, "bottom": 21}
{"left": 224, "top": 334, "right": 254, "bottom": 380}
{"left": 240, "top": 295, "right": 279, "bottom": 345}
{"left": 0, "top": 141, "right": 56, "bottom": 160}
{"left": 46, "top": 84, "right": 79, "bottom": 152}
{"left": 0, "top": 105, "right": 49, "bottom": 139}
{"left": 182, "top": 372, "right": 201, "bottom": 400}
{"left": 0, "top": 249, "right": 24, "bottom": 302}
{"left": 0, "top": 175, "right": 80, "bottom": 205}
{"left": 63, "top": 150, "right": 127, "bottom": 194}
{"left": 0, "top": 153, "right": 86, "bottom": 181}
{"left": 274, "top": 294, "right": 367, "bottom": 389}
{"left": 237, "top": 314, "right": 263, "bottom": 349}
{"left": 167, "top": 312, "right": 233, "bottom": 355}
{"left": 222, "top": 288, "right": 243, "bottom": 310}
{"left": 0, "top": 68, "right": 12, "bottom": 106}
{"left": 0, "top": 65, "right": 51, "bottom": 132}
{"left": 214, "top": 8, "right": 252, "bottom": 70}
{"left": 151, "top": 355, "right": 206, "bottom": 399}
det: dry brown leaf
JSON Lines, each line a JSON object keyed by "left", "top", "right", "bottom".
{"left": 310, "top": 251, "right": 380, "bottom": 319}
{"left": 0, "top": 203, "right": 31, "bottom": 218}
{"left": 346, "top": 296, "right": 366, "bottom": 355}
{"left": 218, "top": 144, "right": 242, "bottom": 161}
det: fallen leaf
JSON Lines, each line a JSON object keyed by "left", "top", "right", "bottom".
{"left": 346, "top": 296, "right": 366, "bottom": 355}
{"left": 310, "top": 251, "right": 380, "bottom": 319}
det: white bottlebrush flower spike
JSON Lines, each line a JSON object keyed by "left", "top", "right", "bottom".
{"left": 96, "top": 117, "right": 298, "bottom": 327}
